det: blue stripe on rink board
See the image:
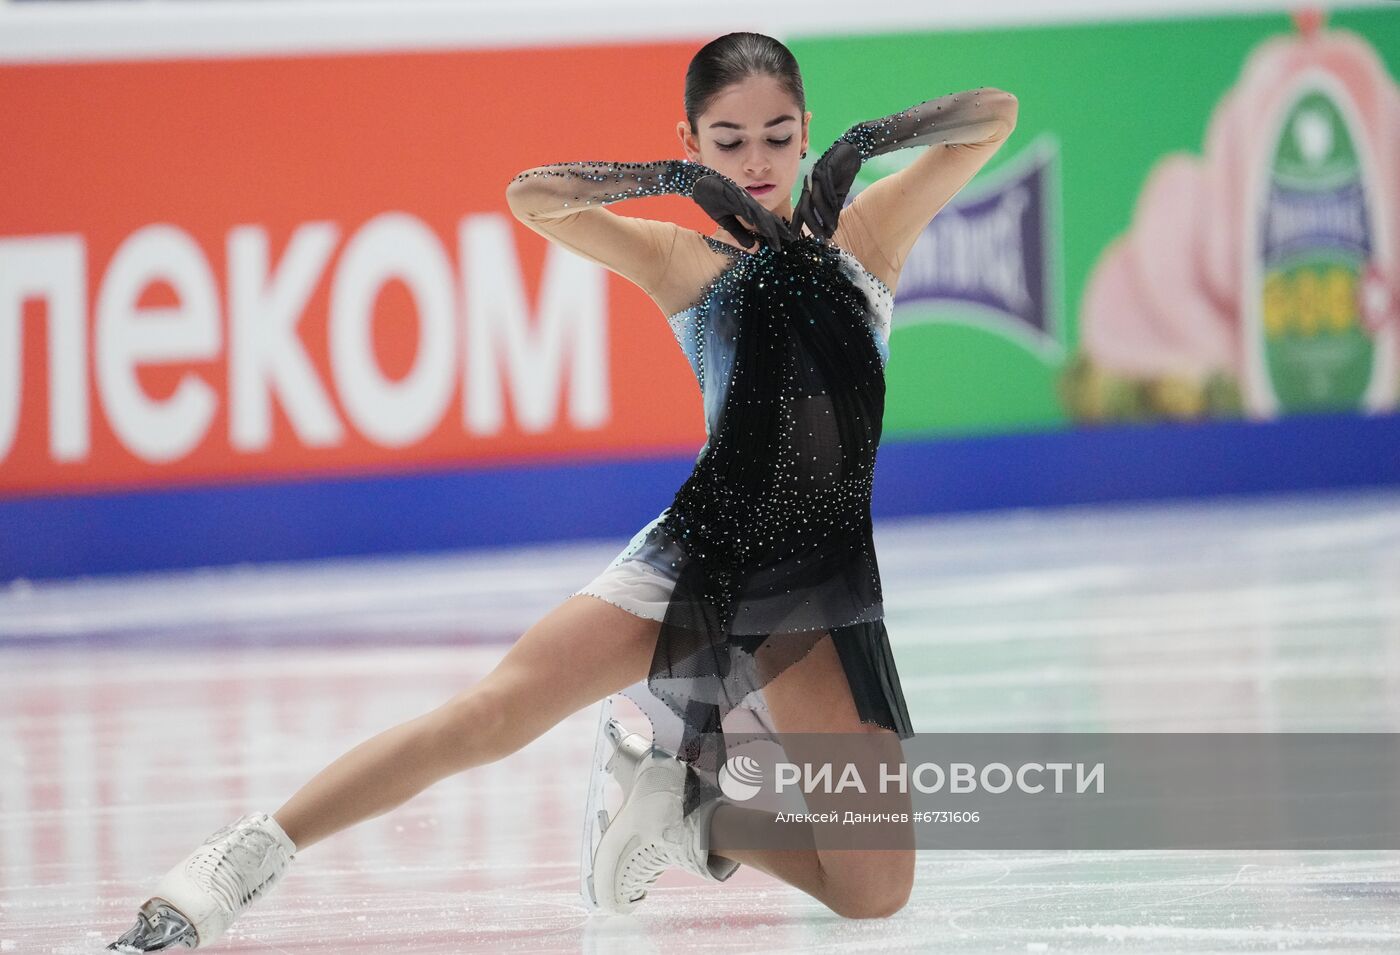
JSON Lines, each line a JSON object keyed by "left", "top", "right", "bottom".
{"left": 2, "top": 410, "right": 1398, "bottom": 581}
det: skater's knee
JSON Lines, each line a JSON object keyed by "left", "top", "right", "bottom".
{"left": 829, "top": 878, "right": 912, "bottom": 919}
{"left": 428, "top": 684, "right": 515, "bottom": 767}
{"left": 824, "top": 850, "right": 914, "bottom": 919}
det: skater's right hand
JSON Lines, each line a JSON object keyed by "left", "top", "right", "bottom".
{"left": 691, "top": 174, "right": 799, "bottom": 252}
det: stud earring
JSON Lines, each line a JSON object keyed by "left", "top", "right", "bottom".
{"left": 800, "top": 150, "right": 807, "bottom": 159}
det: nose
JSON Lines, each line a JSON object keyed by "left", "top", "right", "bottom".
{"left": 744, "top": 146, "right": 769, "bottom": 178}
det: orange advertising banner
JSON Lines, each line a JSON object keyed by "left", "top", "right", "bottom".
{"left": 0, "top": 42, "right": 716, "bottom": 497}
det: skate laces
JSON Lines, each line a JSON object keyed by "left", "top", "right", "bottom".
{"left": 618, "top": 814, "right": 699, "bottom": 901}
{"left": 618, "top": 838, "right": 679, "bottom": 902}
{"left": 185, "top": 815, "right": 292, "bottom": 916}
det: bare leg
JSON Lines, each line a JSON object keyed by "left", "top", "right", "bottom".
{"left": 272, "top": 594, "right": 658, "bottom": 851}
{"left": 707, "top": 633, "right": 916, "bottom": 919}
{"left": 267, "top": 597, "right": 909, "bottom": 919}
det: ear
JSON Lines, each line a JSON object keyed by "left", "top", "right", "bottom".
{"left": 676, "top": 120, "right": 700, "bottom": 161}
{"left": 802, "top": 110, "right": 813, "bottom": 154}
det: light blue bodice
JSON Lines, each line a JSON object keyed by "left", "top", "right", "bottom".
{"left": 664, "top": 240, "right": 895, "bottom": 446}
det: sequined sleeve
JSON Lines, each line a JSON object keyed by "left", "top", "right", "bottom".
{"left": 506, "top": 159, "right": 722, "bottom": 297}
{"left": 835, "top": 87, "right": 1019, "bottom": 160}
{"left": 831, "top": 88, "right": 1018, "bottom": 285}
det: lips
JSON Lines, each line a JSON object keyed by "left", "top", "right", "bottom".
{"left": 745, "top": 183, "right": 775, "bottom": 196}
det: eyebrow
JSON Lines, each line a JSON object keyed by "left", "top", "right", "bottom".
{"left": 707, "top": 114, "right": 797, "bottom": 130}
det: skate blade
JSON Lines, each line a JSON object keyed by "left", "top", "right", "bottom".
{"left": 580, "top": 698, "right": 614, "bottom": 910}
{"left": 106, "top": 898, "right": 198, "bottom": 951}
{"left": 582, "top": 704, "right": 664, "bottom": 913}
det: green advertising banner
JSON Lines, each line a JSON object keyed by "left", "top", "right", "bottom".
{"left": 789, "top": 5, "right": 1400, "bottom": 438}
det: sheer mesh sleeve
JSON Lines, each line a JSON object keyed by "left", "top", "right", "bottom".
{"left": 508, "top": 158, "right": 717, "bottom": 208}
{"left": 828, "top": 87, "right": 1018, "bottom": 285}
{"left": 835, "top": 87, "right": 1019, "bottom": 160}
{"left": 506, "top": 159, "right": 724, "bottom": 298}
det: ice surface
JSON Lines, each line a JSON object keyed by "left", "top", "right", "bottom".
{"left": 3, "top": 486, "right": 1399, "bottom": 952}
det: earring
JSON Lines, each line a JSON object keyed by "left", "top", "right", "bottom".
{"left": 800, "top": 150, "right": 807, "bottom": 159}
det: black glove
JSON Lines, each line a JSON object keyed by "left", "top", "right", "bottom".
{"left": 792, "top": 140, "right": 862, "bottom": 242}
{"left": 691, "top": 174, "right": 799, "bottom": 251}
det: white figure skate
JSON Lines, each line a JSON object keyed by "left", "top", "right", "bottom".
{"left": 106, "top": 811, "right": 297, "bottom": 951}
{"left": 581, "top": 709, "right": 738, "bottom": 914}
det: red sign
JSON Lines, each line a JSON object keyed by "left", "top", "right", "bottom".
{"left": 0, "top": 43, "right": 714, "bottom": 496}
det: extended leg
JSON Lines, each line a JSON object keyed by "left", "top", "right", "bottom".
{"left": 110, "top": 593, "right": 663, "bottom": 951}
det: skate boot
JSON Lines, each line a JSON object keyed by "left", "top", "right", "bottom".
{"left": 585, "top": 718, "right": 739, "bottom": 914}
{"left": 106, "top": 811, "right": 298, "bottom": 951}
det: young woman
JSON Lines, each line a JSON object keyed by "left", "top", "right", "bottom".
{"left": 107, "top": 32, "right": 1016, "bottom": 950}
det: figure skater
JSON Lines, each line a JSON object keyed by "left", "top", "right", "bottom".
{"left": 107, "top": 31, "right": 1016, "bottom": 950}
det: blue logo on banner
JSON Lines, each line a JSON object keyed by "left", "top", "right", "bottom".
{"left": 852, "top": 134, "right": 1063, "bottom": 359}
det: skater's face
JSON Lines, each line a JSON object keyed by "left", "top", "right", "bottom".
{"left": 678, "top": 74, "right": 810, "bottom": 234}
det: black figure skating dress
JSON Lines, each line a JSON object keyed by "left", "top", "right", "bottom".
{"left": 571, "top": 230, "right": 915, "bottom": 813}
{"left": 509, "top": 84, "right": 1018, "bottom": 829}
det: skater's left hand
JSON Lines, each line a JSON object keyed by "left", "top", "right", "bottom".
{"left": 793, "top": 141, "right": 862, "bottom": 241}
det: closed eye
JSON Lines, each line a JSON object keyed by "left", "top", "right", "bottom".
{"left": 716, "top": 136, "right": 794, "bottom": 151}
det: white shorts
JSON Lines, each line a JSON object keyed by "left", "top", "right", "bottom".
{"left": 570, "top": 557, "right": 677, "bottom": 622}
{"left": 571, "top": 556, "right": 780, "bottom": 737}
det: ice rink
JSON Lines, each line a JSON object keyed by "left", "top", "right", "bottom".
{"left": 4, "top": 485, "right": 1400, "bottom": 953}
